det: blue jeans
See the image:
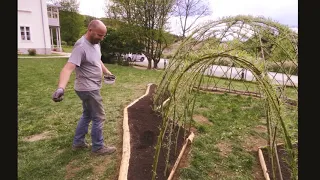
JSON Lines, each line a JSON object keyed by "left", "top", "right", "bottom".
{"left": 73, "top": 90, "right": 106, "bottom": 151}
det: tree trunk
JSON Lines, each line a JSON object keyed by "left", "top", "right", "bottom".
{"left": 148, "top": 60, "right": 152, "bottom": 69}
{"left": 153, "top": 58, "right": 160, "bottom": 69}
{"left": 153, "top": 61, "right": 158, "bottom": 69}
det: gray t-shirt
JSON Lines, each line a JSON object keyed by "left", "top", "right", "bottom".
{"left": 68, "top": 36, "right": 103, "bottom": 91}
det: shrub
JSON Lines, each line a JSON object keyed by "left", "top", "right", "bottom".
{"left": 117, "top": 59, "right": 130, "bottom": 66}
{"left": 166, "top": 54, "right": 173, "bottom": 59}
{"left": 266, "top": 61, "right": 298, "bottom": 75}
{"left": 28, "top": 49, "right": 36, "bottom": 56}
{"left": 61, "top": 41, "right": 67, "bottom": 46}
{"left": 67, "top": 41, "right": 74, "bottom": 46}
{"left": 215, "top": 57, "right": 233, "bottom": 66}
{"left": 101, "top": 53, "right": 122, "bottom": 64}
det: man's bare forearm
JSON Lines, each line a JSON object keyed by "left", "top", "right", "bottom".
{"left": 101, "top": 61, "right": 112, "bottom": 75}
{"left": 57, "top": 62, "right": 76, "bottom": 90}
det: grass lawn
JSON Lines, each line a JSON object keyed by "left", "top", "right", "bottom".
{"left": 18, "top": 58, "right": 297, "bottom": 180}
{"left": 177, "top": 91, "right": 297, "bottom": 179}
{"left": 62, "top": 45, "right": 73, "bottom": 53}
{"left": 18, "top": 58, "right": 163, "bottom": 180}
{"left": 18, "top": 54, "right": 65, "bottom": 58}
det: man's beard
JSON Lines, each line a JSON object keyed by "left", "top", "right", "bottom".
{"left": 94, "top": 39, "right": 101, "bottom": 44}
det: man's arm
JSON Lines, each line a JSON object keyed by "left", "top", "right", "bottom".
{"left": 57, "top": 62, "right": 76, "bottom": 90}
{"left": 52, "top": 62, "right": 76, "bottom": 102}
{"left": 100, "top": 61, "right": 112, "bottom": 75}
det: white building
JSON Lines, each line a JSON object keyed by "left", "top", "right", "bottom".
{"left": 18, "top": 0, "right": 62, "bottom": 55}
{"left": 47, "top": 2, "right": 62, "bottom": 52}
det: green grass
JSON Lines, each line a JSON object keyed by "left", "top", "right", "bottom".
{"left": 18, "top": 58, "right": 163, "bottom": 180}
{"left": 182, "top": 93, "right": 265, "bottom": 179}
{"left": 18, "top": 54, "right": 65, "bottom": 57}
{"left": 18, "top": 58, "right": 297, "bottom": 180}
{"left": 178, "top": 91, "right": 297, "bottom": 180}
{"left": 62, "top": 45, "right": 74, "bottom": 53}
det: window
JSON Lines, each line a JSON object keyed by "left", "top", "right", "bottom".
{"left": 52, "top": 8, "right": 58, "bottom": 18}
{"left": 47, "top": 10, "right": 52, "bottom": 18}
{"left": 47, "top": 7, "right": 58, "bottom": 19}
{"left": 20, "top": 26, "right": 31, "bottom": 41}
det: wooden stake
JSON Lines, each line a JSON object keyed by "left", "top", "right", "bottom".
{"left": 118, "top": 83, "right": 154, "bottom": 180}
{"left": 167, "top": 132, "right": 195, "bottom": 180}
{"left": 258, "top": 148, "right": 271, "bottom": 180}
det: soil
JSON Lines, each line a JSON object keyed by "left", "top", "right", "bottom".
{"left": 127, "top": 84, "right": 188, "bottom": 180}
{"left": 23, "top": 131, "right": 52, "bottom": 142}
{"left": 261, "top": 143, "right": 298, "bottom": 180}
{"left": 192, "top": 114, "right": 213, "bottom": 125}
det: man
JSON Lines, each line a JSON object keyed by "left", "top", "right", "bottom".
{"left": 52, "top": 20, "right": 116, "bottom": 156}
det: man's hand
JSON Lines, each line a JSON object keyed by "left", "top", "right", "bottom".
{"left": 108, "top": 74, "right": 116, "bottom": 80}
{"left": 52, "top": 88, "right": 64, "bottom": 102}
{"left": 104, "top": 74, "right": 116, "bottom": 80}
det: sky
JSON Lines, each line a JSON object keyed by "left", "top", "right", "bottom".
{"left": 78, "top": 0, "right": 298, "bottom": 35}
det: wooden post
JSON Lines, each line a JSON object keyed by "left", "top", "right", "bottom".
{"left": 58, "top": 27, "right": 62, "bottom": 52}
{"left": 258, "top": 148, "right": 271, "bottom": 180}
{"left": 167, "top": 132, "right": 195, "bottom": 180}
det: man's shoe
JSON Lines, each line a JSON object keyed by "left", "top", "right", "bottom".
{"left": 92, "top": 146, "right": 116, "bottom": 156}
{"left": 72, "top": 143, "right": 89, "bottom": 151}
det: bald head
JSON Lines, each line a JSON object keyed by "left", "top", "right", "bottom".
{"left": 86, "top": 20, "right": 107, "bottom": 44}
{"left": 88, "top": 20, "right": 106, "bottom": 31}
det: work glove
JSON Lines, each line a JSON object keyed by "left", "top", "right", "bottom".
{"left": 104, "top": 74, "right": 116, "bottom": 85}
{"left": 52, "top": 88, "right": 64, "bottom": 102}
{"left": 104, "top": 74, "right": 116, "bottom": 81}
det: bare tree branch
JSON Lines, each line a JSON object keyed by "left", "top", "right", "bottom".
{"left": 171, "top": 0, "right": 212, "bottom": 37}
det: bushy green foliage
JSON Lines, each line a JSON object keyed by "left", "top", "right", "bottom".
{"left": 59, "top": 10, "right": 85, "bottom": 44}
{"left": 58, "top": 0, "right": 79, "bottom": 12}
{"left": 61, "top": 41, "right": 67, "bottom": 46}
{"left": 100, "top": 26, "right": 145, "bottom": 56}
{"left": 242, "top": 26, "right": 297, "bottom": 63}
{"left": 266, "top": 61, "right": 298, "bottom": 75}
{"left": 28, "top": 49, "right": 36, "bottom": 56}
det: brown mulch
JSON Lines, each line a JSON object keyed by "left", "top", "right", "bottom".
{"left": 127, "top": 84, "right": 189, "bottom": 180}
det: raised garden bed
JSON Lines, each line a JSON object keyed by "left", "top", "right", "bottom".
{"left": 119, "top": 83, "right": 194, "bottom": 180}
{"left": 258, "top": 143, "right": 298, "bottom": 180}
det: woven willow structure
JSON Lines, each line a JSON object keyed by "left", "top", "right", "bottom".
{"left": 152, "top": 15, "right": 298, "bottom": 180}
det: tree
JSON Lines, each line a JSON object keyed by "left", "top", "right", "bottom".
{"left": 84, "top": 15, "right": 97, "bottom": 28}
{"left": 100, "top": 28, "right": 123, "bottom": 63}
{"left": 49, "top": 0, "right": 84, "bottom": 45}
{"left": 171, "top": 0, "right": 212, "bottom": 38}
{"left": 59, "top": 11, "right": 85, "bottom": 45}
{"left": 50, "top": 0, "right": 80, "bottom": 12}
{"left": 100, "top": 26, "right": 145, "bottom": 63}
{"left": 105, "top": 0, "right": 175, "bottom": 69}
